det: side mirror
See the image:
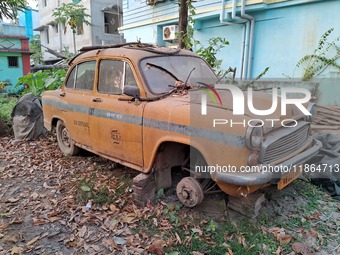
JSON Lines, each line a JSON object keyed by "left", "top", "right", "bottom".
{"left": 124, "top": 85, "right": 140, "bottom": 98}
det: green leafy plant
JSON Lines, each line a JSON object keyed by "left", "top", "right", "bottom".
{"left": 241, "top": 67, "right": 270, "bottom": 89}
{"left": 296, "top": 28, "right": 340, "bottom": 80}
{"left": 178, "top": 2, "right": 230, "bottom": 75}
{"left": 0, "top": 0, "right": 26, "bottom": 21}
{"left": 196, "top": 37, "right": 229, "bottom": 72}
{"left": 180, "top": 0, "right": 198, "bottom": 50}
{"left": 0, "top": 80, "right": 10, "bottom": 89}
{"left": 61, "top": 46, "right": 76, "bottom": 61}
{"left": 53, "top": 2, "right": 91, "bottom": 53}
{"left": 1, "top": 80, "right": 24, "bottom": 96}
{"left": 30, "top": 34, "right": 43, "bottom": 65}
{"left": 78, "top": 177, "right": 115, "bottom": 206}
{"left": 0, "top": 95, "right": 17, "bottom": 128}
{"left": 16, "top": 69, "right": 66, "bottom": 97}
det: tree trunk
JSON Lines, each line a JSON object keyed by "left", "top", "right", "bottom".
{"left": 178, "top": 0, "right": 188, "bottom": 49}
{"left": 73, "top": 30, "right": 77, "bottom": 54}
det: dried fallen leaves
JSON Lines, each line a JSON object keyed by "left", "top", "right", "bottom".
{"left": 268, "top": 227, "right": 293, "bottom": 245}
{"left": 291, "top": 242, "right": 315, "bottom": 255}
{"left": 0, "top": 134, "right": 339, "bottom": 255}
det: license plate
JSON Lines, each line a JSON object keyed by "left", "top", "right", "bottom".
{"left": 277, "top": 168, "right": 302, "bottom": 190}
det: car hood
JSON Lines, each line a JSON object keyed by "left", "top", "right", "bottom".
{"left": 168, "top": 89, "right": 307, "bottom": 130}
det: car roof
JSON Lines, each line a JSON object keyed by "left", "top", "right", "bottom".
{"left": 69, "top": 42, "right": 198, "bottom": 66}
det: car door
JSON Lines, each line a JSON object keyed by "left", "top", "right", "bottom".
{"left": 61, "top": 60, "right": 96, "bottom": 148}
{"left": 89, "top": 59, "right": 145, "bottom": 167}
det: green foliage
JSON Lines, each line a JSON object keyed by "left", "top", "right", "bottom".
{"left": 53, "top": 3, "right": 91, "bottom": 34}
{"left": 0, "top": 95, "right": 17, "bottom": 126}
{"left": 4, "top": 84, "right": 24, "bottom": 96}
{"left": 296, "top": 28, "right": 340, "bottom": 80}
{"left": 162, "top": 204, "right": 181, "bottom": 227}
{"left": 241, "top": 67, "right": 270, "bottom": 88}
{"left": 61, "top": 46, "right": 76, "bottom": 61}
{"left": 17, "top": 69, "right": 66, "bottom": 97}
{"left": 78, "top": 177, "right": 115, "bottom": 206}
{"left": 53, "top": 2, "right": 91, "bottom": 53}
{"left": 1, "top": 80, "right": 24, "bottom": 96}
{"left": 180, "top": 0, "right": 198, "bottom": 50}
{"left": 196, "top": 37, "right": 229, "bottom": 71}
{"left": 0, "top": 0, "right": 26, "bottom": 21}
{"left": 179, "top": 2, "right": 229, "bottom": 74}
{"left": 30, "top": 34, "right": 43, "bottom": 65}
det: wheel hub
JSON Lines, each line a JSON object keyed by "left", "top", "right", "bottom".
{"left": 61, "top": 128, "right": 71, "bottom": 148}
{"left": 176, "top": 177, "right": 204, "bottom": 207}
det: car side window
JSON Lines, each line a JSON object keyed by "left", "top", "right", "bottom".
{"left": 74, "top": 61, "right": 96, "bottom": 91}
{"left": 98, "top": 60, "right": 137, "bottom": 94}
{"left": 125, "top": 63, "right": 138, "bottom": 87}
{"left": 65, "top": 66, "right": 77, "bottom": 88}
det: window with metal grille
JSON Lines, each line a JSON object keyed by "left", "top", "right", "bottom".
{"left": 8, "top": 57, "right": 18, "bottom": 67}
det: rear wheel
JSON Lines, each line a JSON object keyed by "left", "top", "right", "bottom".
{"left": 56, "top": 120, "right": 80, "bottom": 156}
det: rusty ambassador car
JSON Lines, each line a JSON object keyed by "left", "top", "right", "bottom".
{"left": 42, "top": 43, "right": 321, "bottom": 207}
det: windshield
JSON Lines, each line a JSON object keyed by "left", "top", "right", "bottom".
{"left": 140, "top": 56, "right": 218, "bottom": 94}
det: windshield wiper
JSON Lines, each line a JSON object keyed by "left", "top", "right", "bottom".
{"left": 146, "top": 62, "right": 180, "bottom": 81}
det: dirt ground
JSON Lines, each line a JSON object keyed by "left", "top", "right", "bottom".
{"left": 0, "top": 134, "right": 339, "bottom": 255}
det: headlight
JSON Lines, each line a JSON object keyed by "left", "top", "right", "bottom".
{"left": 246, "top": 123, "right": 264, "bottom": 149}
{"left": 304, "top": 103, "right": 317, "bottom": 122}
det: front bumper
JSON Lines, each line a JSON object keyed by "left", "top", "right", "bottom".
{"left": 213, "top": 139, "right": 322, "bottom": 186}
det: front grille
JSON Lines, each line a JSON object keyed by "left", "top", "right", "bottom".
{"left": 259, "top": 121, "right": 310, "bottom": 164}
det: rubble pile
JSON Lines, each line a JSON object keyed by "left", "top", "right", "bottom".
{"left": 312, "top": 105, "right": 340, "bottom": 130}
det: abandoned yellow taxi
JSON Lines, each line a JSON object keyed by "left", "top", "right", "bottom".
{"left": 42, "top": 43, "right": 322, "bottom": 207}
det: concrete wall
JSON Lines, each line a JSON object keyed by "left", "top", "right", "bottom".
{"left": 19, "top": 7, "right": 39, "bottom": 41}
{"left": 37, "top": 0, "right": 93, "bottom": 60}
{"left": 37, "top": 0, "right": 124, "bottom": 61}
{"left": 90, "top": 0, "right": 125, "bottom": 45}
{"left": 0, "top": 23, "right": 31, "bottom": 84}
{"left": 0, "top": 53, "right": 23, "bottom": 85}
{"left": 0, "top": 24, "right": 26, "bottom": 37}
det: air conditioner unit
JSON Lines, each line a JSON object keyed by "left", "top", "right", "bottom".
{"left": 163, "top": 25, "right": 178, "bottom": 41}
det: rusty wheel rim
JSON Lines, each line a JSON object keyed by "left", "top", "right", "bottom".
{"left": 176, "top": 177, "right": 204, "bottom": 207}
{"left": 60, "top": 124, "right": 71, "bottom": 149}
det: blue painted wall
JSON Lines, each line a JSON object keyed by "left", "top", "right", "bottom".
{"left": 19, "top": 7, "right": 39, "bottom": 41}
{"left": 0, "top": 52, "right": 23, "bottom": 85}
{"left": 0, "top": 24, "right": 29, "bottom": 85}
{"left": 120, "top": 0, "right": 340, "bottom": 79}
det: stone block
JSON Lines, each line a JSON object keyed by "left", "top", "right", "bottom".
{"left": 133, "top": 173, "right": 154, "bottom": 187}
{"left": 227, "top": 192, "right": 266, "bottom": 218}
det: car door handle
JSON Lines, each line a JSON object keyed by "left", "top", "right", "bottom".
{"left": 92, "top": 98, "right": 102, "bottom": 103}
{"left": 60, "top": 92, "right": 66, "bottom": 97}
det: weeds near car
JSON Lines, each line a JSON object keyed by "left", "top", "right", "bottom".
{"left": 73, "top": 160, "right": 134, "bottom": 206}
{"left": 131, "top": 179, "right": 339, "bottom": 255}
{"left": 296, "top": 28, "right": 340, "bottom": 80}
{"left": 0, "top": 95, "right": 17, "bottom": 129}
{"left": 17, "top": 69, "right": 66, "bottom": 97}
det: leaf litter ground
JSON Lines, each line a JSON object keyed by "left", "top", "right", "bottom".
{"left": 0, "top": 134, "right": 339, "bottom": 255}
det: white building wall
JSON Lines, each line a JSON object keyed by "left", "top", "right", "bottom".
{"left": 38, "top": 0, "right": 93, "bottom": 61}
{"left": 37, "top": 0, "right": 123, "bottom": 62}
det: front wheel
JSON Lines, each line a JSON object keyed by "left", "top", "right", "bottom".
{"left": 176, "top": 177, "right": 204, "bottom": 207}
{"left": 56, "top": 120, "right": 80, "bottom": 156}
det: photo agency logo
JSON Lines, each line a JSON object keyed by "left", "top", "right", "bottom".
{"left": 200, "top": 84, "right": 314, "bottom": 128}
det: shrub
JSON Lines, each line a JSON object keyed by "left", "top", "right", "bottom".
{"left": 0, "top": 95, "right": 17, "bottom": 132}
{"left": 17, "top": 69, "right": 67, "bottom": 97}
